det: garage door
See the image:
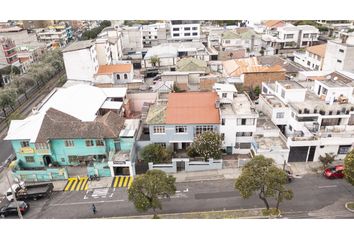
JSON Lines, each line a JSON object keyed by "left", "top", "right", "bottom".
{"left": 288, "top": 146, "right": 309, "bottom": 162}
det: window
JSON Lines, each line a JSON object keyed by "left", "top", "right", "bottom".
{"left": 222, "top": 93, "right": 227, "bottom": 98}
{"left": 322, "top": 87, "right": 328, "bottom": 95}
{"left": 337, "top": 59, "right": 342, "bottom": 63}
{"left": 241, "top": 119, "right": 246, "bottom": 125}
{"left": 237, "top": 118, "right": 255, "bottom": 125}
{"left": 153, "top": 126, "right": 165, "bottom": 134}
{"left": 184, "top": 27, "right": 190, "bottom": 31}
{"left": 85, "top": 139, "right": 94, "bottom": 147}
{"left": 262, "top": 86, "right": 268, "bottom": 94}
{"left": 142, "top": 36, "right": 145, "bottom": 39}
{"left": 95, "top": 139, "right": 105, "bottom": 146}
{"left": 239, "top": 143, "right": 251, "bottom": 149}
{"left": 68, "top": 156, "right": 78, "bottom": 163}
{"left": 276, "top": 112, "right": 285, "bottom": 119}
{"left": 225, "top": 40, "right": 230, "bottom": 44}
{"left": 173, "top": 28, "right": 179, "bottom": 31}
{"left": 124, "top": 74, "right": 128, "bottom": 79}
{"left": 285, "top": 34, "right": 294, "bottom": 39}
{"left": 175, "top": 126, "right": 187, "bottom": 133}
{"left": 155, "top": 36, "right": 157, "bottom": 39}
{"left": 173, "top": 33, "right": 180, "bottom": 37}
{"left": 64, "top": 140, "right": 74, "bottom": 147}
{"left": 155, "top": 142, "right": 166, "bottom": 148}
{"left": 221, "top": 118, "right": 225, "bottom": 125}
{"left": 35, "top": 143, "right": 49, "bottom": 149}
{"left": 221, "top": 133, "right": 225, "bottom": 141}
{"left": 192, "top": 27, "right": 198, "bottom": 30}
{"left": 289, "top": 125, "right": 293, "bottom": 131}
{"left": 116, "top": 74, "right": 120, "bottom": 80}
{"left": 339, "top": 49, "right": 344, "bottom": 53}
{"left": 25, "top": 156, "right": 35, "bottom": 163}
{"left": 303, "top": 33, "right": 309, "bottom": 38}
{"left": 192, "top": 32, "right": 198, "bottom": 36}
{"left": 20, "top": 141, "right": 30, "bottom": 148}
{"left": 349, "top": 114, "right": 354, "bottom": 125}
{"left": 184, "top": 33, "right": 190, "bottom": 36}
{"left": 338, "top": 145, "right": 351, "bottom": 154}
{"left": 281, "top": 89, "right": 285, "bottom": 98}
{"left": 311, "top": 33, "right": 317, "bottom": 38}
{"left": 307, "top": 60, "right": 311, "bottom": 66}
{"left": 236, "top": 132, "right": 253, "bottom": 137}
{"left": 195, "top": 125, "right": 214, "bottom": 135}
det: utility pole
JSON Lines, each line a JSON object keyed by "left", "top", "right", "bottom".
{"left": 2, "top": 167, "right": 23, "bottom": 219}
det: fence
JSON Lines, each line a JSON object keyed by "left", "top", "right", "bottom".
{"left": 148, "top": 158, "right": 223, "bottom": 173}
{"left": 12, "top": 167, "right": 68, "bottom": 182}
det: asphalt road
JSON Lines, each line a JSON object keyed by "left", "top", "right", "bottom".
{"left": 1, "top": 174, "right": 353, "bottom": 219}
{"left": 0, "top": 139, "right": 12, "bottom": 165}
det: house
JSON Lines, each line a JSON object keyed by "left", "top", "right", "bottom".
{"left": 322, "top": 34, "right": 354, "bottom": 72}
{"left": 262, "top": 20, "right": 286, "bottom": 33}
{"left": 259, "top": 79, "right": 354, "bottom": 163}
{"left": 169, "top": 20, "right": 200, "bottom": 41}
{"left": 257, "top": 55, "right": 307, "bottom": 78}
{"left": 4, "top": 84, "right": 135, "bottom": 180}
{"left": 0, "top": 37, "right": 19, "bottom": 65}
{"left": 35, "top": 24, "right": 72, "bottom": 47}
{"left": 94, "top": 63, "right": 135, "bottom": 85}
{"left": 62, "top": 40, "right": 98, "bottom": 82}
{"left": 144, "top": 92, "right": 220, "bottom": 151}
{"left": 176, "top": 57, "right": 209, "bottom": 73}
{"left": 142, "top": 23, "right": 168, "bottom": 48}
{"left": 222, "top": 57, "right": 286, "bottom": 88}
{"left": 261, "top": 24, "right": 319, "bottom": 54}
{"left": 294, "top": 44, "right": 327, "bottom": 70}
{"left": 213, "top": 83, "right": 259, "bottom": 154}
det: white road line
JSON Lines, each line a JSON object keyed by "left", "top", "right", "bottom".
{"left": 49, "top": 199, "right": 125, "bottom": 207}
{"left": 318, "top": 185, "right": 337, "bottom": 189}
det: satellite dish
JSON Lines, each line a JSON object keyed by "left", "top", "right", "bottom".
{"left": 326, "top": 75, "right": 331, "bottom": 80}
{"left": 333, "top": 76, "right": 338, "bottom": 81}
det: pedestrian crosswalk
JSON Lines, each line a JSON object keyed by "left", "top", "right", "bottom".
{"left": 111, "top": 176, "right": 133, "bottom": 188}
{"left": 64, "top": 177, "right": 89, "bottom": 191}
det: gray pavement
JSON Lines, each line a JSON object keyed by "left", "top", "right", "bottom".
{"left": 1, "top": 174, "right": 352, "bottom": 219}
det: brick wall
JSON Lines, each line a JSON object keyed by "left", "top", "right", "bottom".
{"left": 243, "top": 71, "right": 286, "bottom": 89}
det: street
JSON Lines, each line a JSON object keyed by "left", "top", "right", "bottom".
{"left": 1, "top": 174, "right": 353, "bottom": 219}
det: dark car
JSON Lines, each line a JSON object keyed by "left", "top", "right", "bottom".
{"left": 323, "top": 165, "right": 345, "bottom": 179}
{"left": 0, "top": 201, "right": 30, "bottom": 218}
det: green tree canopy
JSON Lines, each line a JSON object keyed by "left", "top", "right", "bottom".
{"left": 140, "top": 144, "right": 172, "bottom": 164}
{"left": 187, "top": 131, "right": 222, "bottom": 160}
{"left": 0, "top": 88, "right": 17, "bottom": 114}
{"left": 235, "top": 155, "right": 293, "bottom": 211}
{"left": 344, "top": 149, "right": 354, "bottom": 185}
{"left": 319, "top": 153, "right": 335, "bottom": 169}
{"left": 128, "top": 170, "right": 176, "bottom": 218}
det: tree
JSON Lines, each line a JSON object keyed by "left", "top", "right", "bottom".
{"left": 254, "top": 86, "right": 261, "bottom": 96}
{"left": 150, "top": 56, "right": 160, "bottom": 68}
{"left": 140, "top": 144, "right": 172, "bottom": 164}
{"left": 319, "top": 153, "right": 335, "bottom": 169}
{"left": 235, "top": 155, "right": 293, "bottom": 211}
{"left": 0, "top": 88, "right": 17, "bottom": 115}
{"left": 128, "top": 170, "right": 176, "bottom": 218}
{"left": 344, "top": 149, "right": 354, "bottom": 186}
{"left": 188, "top": 131, "right": 222, "bottom": 161}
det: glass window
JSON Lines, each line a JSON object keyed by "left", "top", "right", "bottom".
{"left": 337, "top": 59, "right": 342, "bottom": 63}
{"left": 153, "top": 126, "right": 165, "bottom": 134}
{"left": 184, "top": 33, "right": 191, "bottom": 36}
{"left": 64, "top": 140, "right": 75, "bottom": 147}
{"left": 173, "top": 28, "right": 179, "bottom": 31}
{"left": 276, "top": 112, "right": 285, "bottom": 119}
{"left": 68, "top": 156, "right": 78, "bottom": 163}
{"left": 184, "top": 27, "right": 190, "bottom": 31}
{"left": 192, "top": 32, "right": 198, "bottom": 36}
{"left": 175, "top": 126, "right": 187, "bottom": 133}
{"left": 338, "top": 145, "right": 351, "bottom": 154}
{"left": 20, "top": 141, "right": 30, "bottom": 148}
{"left": 281, "top": 89, "right": 285, "bottom": 98}
{"left": 173, "top": 33, "right": 180, "bottom": 37}
{"left": 339, "top": 49, "right": 344, "bottom": 53}
{"left": 124, "top": 74, "right": 128, "bottom": 79}
{"left": 85, "top": 139, "right": 94, "bottom": 147}
{"left": 303, "top": 33, "right": 309, "bottom": 38}
{"left": 221, "top": 133, "right": 225, "bottom": 141}
{"left": 237, "top": 118, "right": 254, "bottom": 125}
{"left": 236, "top": 132, "right": 253, "bottom": 137}
{"left": 116, "top": 74, "right": 120, "bottom": 80}
{"left": 192, "top": 27, "right": 198, "bottom": 30}
{"left": 25, "top": 156, "right": 35, "bottom": 163}
{"left": 95, "top": 139, "right": 105, "bottom": 146}
{"left": 195, "top": 125, "right": 214, "bottom": 135}
{"left": 35, "top": 143, "right": 49, "bottom": 149}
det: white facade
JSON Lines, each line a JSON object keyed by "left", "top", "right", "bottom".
{"left": 121, "top": 26, "right": 143, "bottom": 51}
{"left": 294, "top": 50, "right": 324, "bottom": 70}
{"left": 62, "top": 42, "right": 98, "bottom": 81}
{"left": 170, "top": 20, "right": 200, "bottom": 40}
{"left": 322, "top": 37, "right": 354, "bottom": 72}
{"left": 95, "top": 38, "right": 113, "bottom": 65}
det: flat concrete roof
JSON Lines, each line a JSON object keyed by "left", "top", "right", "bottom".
{"left": 221, "top": 94, "right": 258, "bottom": 116}
{"left": 278, "top": 80, "right": 305, "bottom": 90}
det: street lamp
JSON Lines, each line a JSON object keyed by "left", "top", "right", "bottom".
{"left": 0, "top": 166, "right": 23, "bottom": 219}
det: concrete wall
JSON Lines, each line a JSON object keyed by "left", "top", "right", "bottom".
{"left": 13, "top": 167, "right": 68, "bottom": 182}
{"left": 185, "top": 159, "right": 223, "bottom": 171}
{"left": 243, "top": 71, "right": 285, "bottom": 89}
{"left": 148, "top": 161, "right": 177, "bottom": 173}
{"left": 126, "top": 92, "right": 157, "bottom": 112}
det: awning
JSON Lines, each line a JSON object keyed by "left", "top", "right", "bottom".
{"left": 101, "top": 101, "right": 123, "bottom": 110}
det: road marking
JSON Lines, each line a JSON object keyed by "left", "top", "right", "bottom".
{"left": 183, "top": 188, "right": 189, "bottom": 193}
{"left": 49, "top": 199, "right": 125, "bottom": 207}
{"left": 318, "top": 185, "right": 337, "bottom": 189}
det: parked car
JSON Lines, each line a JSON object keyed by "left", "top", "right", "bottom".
{"left": 0, "top": 201, "right": 30, "bottom": 218}
{"left": 323, "top": 165, "right": 345, "bottom": 179}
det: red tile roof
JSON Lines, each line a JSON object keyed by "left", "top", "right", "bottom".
{"left": 96, "top": 64, "right": 132, "bottom": 75}
{"left": 166, "top": 92, "right": 220, "bottom": 124}
{"left": 306, "top": 44, "right": 327, "bottom": 58}
{"left": 263, "top": 20, "right": 285, "bottom": 29}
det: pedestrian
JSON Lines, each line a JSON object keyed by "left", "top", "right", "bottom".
{"left": 92, "top": 204, "right": 96, "bottom": 214}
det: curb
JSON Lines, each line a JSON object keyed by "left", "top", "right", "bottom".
{"left": 344, "top": 202, "right": 354, "bottom": 213}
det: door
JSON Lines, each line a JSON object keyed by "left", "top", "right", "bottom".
{"left": 177, "top": 161, "right": 185, "bottom": 172}
{"left": 288, "top": 146, "right": 309, "bottom": 162}
{"left": 307, "top": 146, "right": 316, "bottom": 162}
{"left": 43, "top": 155, "right": 52, "bottom": 166}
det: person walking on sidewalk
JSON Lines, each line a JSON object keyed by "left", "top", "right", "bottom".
{"left": 92, "top": 204, "right": 96, "bottom": 214}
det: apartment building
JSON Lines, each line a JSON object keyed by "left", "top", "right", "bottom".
{"left": 169, "top": 20, "right": 200, "bottom": 41}
{"left": 262, "top": 24, "right": 319, "bottom": 54}
{"left": 213, "top": 83, "right": 259, "bottom": 154}
{"left": 294, "top": 44, "right": 327, "bottom": 70}
{"left": 259, "top": 79, "right": 354, "bottom": 163}
{"left": 0, "top": 37, "right": 19, "bottom": 65}
{"left": 322, "top": 34, "right": 354, "bottom": 72}
{"left": 142, "top": 23, "right": 168, "bottom": 47}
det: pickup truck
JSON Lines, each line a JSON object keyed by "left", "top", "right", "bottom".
{"left": 5, "top": 182, "right": 54, "bottom": 201}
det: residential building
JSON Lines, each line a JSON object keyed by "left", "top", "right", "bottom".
{"left": 294, "top": 44, "right": 327, "bottom": 71}
{"left": 94, "top": 63, "right": 134, "bottom": 85}
{"left": 62, "top": 40, "right": 98, "bottom": 82}
{"left": 222, "top": 57, "right": 286, "bottom": 88}
{"left": 322, "top": 34, "right": 354, "bottom": 72}
{"left": 259, "top": 79, "right": 354, "bottom": 163}
{"left": 262, "top": 24, "right": 319, "bottom": 54}
{"left": 142, "top": 23, "right": 168, "bottom": 48}
{"left": 257, "top": 55, "right": 306, "bottom": 78}
{"left": 22, "top": 20, "right": 55, "bottom": 30}
{"left": 95, "top": 38, "right": 113, "bottom": 65}
{"left": 97, "top": 27, "right": 124, "bottom": 63}
{"left": 176, "top": 57, "right": 209, "bottom": 73}
{"left": 35, "top": 25, "right": 72, "bottom": 47}
{"left": 0, "top": 37, "right": 19, "bottom": 65}
{"left": 121, "top": 26, "right": 143, "bottom": 51}
{"left": 213, "top": 83, "right": 259, "bottom": 154}
{"left": 169, "top": 20, "right": 200, "bottom": 41}
{"left": 5, "top": 84, "right": 134, "bottom": 179}
{"left": 144, "top": 92, "right": 220, "bottom": 151}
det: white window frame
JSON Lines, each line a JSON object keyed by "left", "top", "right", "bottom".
{"left": 64, "top": 139, "right": 75, "bottom": 147}
{"left": 175, "top": 126, "right": 187, "bottom": 134}
{"left": 153, "top": 126, "right": 165, "bottom": 134}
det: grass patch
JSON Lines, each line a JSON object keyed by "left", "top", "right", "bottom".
{"left": 261, "top": 208, "right": 280, "bottom": 217}
{"left": 347, "top": 202, "right": 354, "bottom": 210}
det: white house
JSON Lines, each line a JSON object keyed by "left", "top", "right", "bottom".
{"left": 294, "top": 44, "right": 327, "bottom": 70}
{"left": 62, "top": 40, "right": 98, "bottom": 82}
{"left": 94, "top": 63, "right": 134, "bottom": 84}
{"left": 169, "top": 20, "right": 200, "bottom": 41}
